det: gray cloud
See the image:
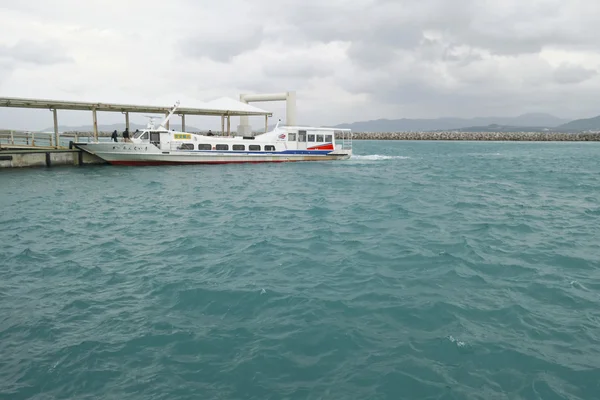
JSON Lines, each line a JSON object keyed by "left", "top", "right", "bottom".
{"left": 553, "top": 64, "right": 598, "bottom": 84}
{"left": 280, "top": 0, "right": 598, "bottom": 58}
{"left": 0, "top": 60, "right": 14, "bottom": 87}
{"left": 183, "top": 27, "right": 264, "bottom": 62}
{"left": 0, "top": 40, "right": 73, "bottom": 65}
{"left": 263, "top": 61, "right": 332, "bottom": 79}
{"left": 1, "top": 0, "right": 600, "bottom": 131}
{"left": 270, "top": 0, "right": 600, "bottom": 118}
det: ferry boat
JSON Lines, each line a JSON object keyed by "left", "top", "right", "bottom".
{"left": 75, "top": 102, "right": 352, "bottom": 165}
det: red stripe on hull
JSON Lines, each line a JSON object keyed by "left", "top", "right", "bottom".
{"left": 307, "top": 144, "right": 334, "bottom": 150}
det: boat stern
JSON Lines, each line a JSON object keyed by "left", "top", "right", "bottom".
{"left": 328, "top": 148, "right": 352, "bottom": 159}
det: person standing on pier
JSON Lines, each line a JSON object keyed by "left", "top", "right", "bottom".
{"left": 111, "top": 130, "right": 118, "bottom": 142}
{"left": 122, "top": 128, "right": 130, "bottom": 142}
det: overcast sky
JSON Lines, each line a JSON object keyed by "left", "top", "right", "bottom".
{"left": 1, "top": 0, "right": 600, "bottom": 130}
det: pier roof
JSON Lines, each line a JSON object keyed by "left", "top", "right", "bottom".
{"left": 0, "top": 96, "right": 272, "bottom": 117}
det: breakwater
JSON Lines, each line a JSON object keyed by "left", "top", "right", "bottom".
{"left": 347, "top": 131, "right": 600, "bottom": 141}
{"left": 71, "top": 130, "right": 600, "bottom": 141}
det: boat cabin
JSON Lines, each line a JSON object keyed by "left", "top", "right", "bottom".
{"left": 130, "top": 126, "right": 352, "bottom": 153}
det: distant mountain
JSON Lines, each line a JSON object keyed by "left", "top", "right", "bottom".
{"left": 456, "top": 124, "right": 555, "bottom": 133}
{"left": 555, "top": 115, "right": 600, "bottom": 132}
{"left": 502, "top": 113, "right": 570, "bottom": 127}
{"left": 334, "top": 113, "right": 570, "bottom": 132}
{"left": 43, "top": 122, "right": 202, "bottom": 132}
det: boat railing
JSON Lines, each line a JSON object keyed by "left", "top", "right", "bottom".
{"left": 0, "top": 130, "right": 53, "bottom": 148}
{"left": 0, "top": 130, "right": 116, "bottom": 149}
{"left": 335, "top": 130, "right": 352, "bottom": 151}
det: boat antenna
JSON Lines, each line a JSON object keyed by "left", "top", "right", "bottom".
{"left": 143, "top": 115, "right": 159, "bottom": 129}
{"left": 159, "top": 100, "right": 180, "bottom": 129}
{"left": 274, "top": 119, "right": 281, "bottom": 130}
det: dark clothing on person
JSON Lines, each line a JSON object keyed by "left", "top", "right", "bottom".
{"left": 123, "top": 129, "right": 130, "bottom": 142}
{"left": 111, "top": 130, "right": 118, "bottom": 142}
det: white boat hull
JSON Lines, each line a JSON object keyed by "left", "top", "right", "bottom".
{"left": 74, "top": 118, "right": 353, "bottom": 166}
{"left": 75, "top": 142, "right": 351, "bottom": 165}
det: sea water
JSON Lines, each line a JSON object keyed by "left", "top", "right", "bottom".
{"left": 1, "top": 141, "right": 599, "bottom": 399}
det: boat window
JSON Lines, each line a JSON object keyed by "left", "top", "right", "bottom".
{"left": 133, "top": 130, "right": 144, "bottom": 139}
{"left": 150, "top": 132, "right": 160, "bottom": 145}
{"left": 178, "top": 143, "right": 194, "bottom": 150}
{"left": 215, "top": 144, "right": 229, "bottom": 151}
{"left": 307, "top": 134, "right": 315, "bottom": 142}
{"left": 141, "top": 132, "right": 149, "bottom": 140}
{"left": 316, "top": 135, "right": 324, "bottom": 142}
{"left": 249, "top": 145, "right": 261, "bottom": 151}
{"left": 232, "top": 144, "right": 245, "bottom": 151}
{"left": 289, "top": 133, "right": 296, "bottom": 141}
{"left": 298, "top": 132, "right": 306, "bottom": 142}
{"left": 198, "top": 143, "right": 211, "bottom": 150}
{"left": 325, "top": 134, "right": 333, "bottom": 142}
{"left": 264, "top": 145, "right": 276, "bottom": 151}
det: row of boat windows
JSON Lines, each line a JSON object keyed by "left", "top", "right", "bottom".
{"left": 178, "top": 144, "right": 276, "bottom": 151}
{"left": 135, "top": 131, "right": 334, "bottom": 143}
{"left": 289, "top": 133, "right": 333, "bottom": 142}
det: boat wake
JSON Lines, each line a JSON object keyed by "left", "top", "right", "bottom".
{"left": 351, "top": 154, "right": 410, "bottom": 161}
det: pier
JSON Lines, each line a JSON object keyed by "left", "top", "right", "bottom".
{"left": 0, "top": 148, "right": 106, "bottom": 168}
{"left": 0, "top": 96, "right": 273, "bottom": 149}
{"left": 0, "top": 95, "right": 274, "bottom": 168}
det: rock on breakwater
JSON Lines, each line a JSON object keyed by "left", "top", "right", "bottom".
{"left": 345, "top": 131, "right": 600, "bottom": 141}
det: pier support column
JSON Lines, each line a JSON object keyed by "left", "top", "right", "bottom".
{"left": 239, "top": 117, "right": 250, "bottom": 135}
{"left": 265, "top": 115, "right": 268, "bottom": 133}
{"left": 286, "top": 91, "right": 297, "bottom": 126}
{"left": 52, "top": 109, "right": 59, "bottom": 148}
{"left": 92, "top": 109, "right": 98, "bottom": 142}
{"left": 165, "top": 112, "right": 170, "bottom": 130}
{"left": 181, "top": 114, "right": 186, "bottom": 132}
{"left": 125, "top": 112, "right": 130, "bottom": 132}
{"left": 221, "top": 116, "right": 225, "bottom": 136}
{"left": 227, "top": 115, "right": 231, "bottom": 136}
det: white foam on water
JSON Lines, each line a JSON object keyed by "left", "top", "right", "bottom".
{"left": 447, "top": 335, "right": 467, "bottom": 347}
{"left": 467, "top": 152, "right": 502, "bottom": 157}
{"left": 351, "top": 154, "right": 410, "bottom": 161}
{"left": 570, "top": 280, "right": 588, "bottom": 290}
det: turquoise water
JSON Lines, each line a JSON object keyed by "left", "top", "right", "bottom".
{"left": 1, "top": 141, "right": 599, "bottom": 399}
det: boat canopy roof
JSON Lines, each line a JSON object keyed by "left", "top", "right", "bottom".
{"left": 0, "top": 96, "right": 272, "bottom": 117}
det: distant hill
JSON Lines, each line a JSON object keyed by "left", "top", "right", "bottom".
{"left": 456, "top": 124, "right": 555, "bottom": 133}
{"left": 43, "top": 122, "right": 202, "bottom": 132}
{"left": 555, "top": 115, "right": 600, "bottom": 132}
{"left": 333, "top": 113, "right": 570, "bottom": 132}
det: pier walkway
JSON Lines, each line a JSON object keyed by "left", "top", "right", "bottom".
{"left": 0, "top": 96, "right": 273, "bottom": 151}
